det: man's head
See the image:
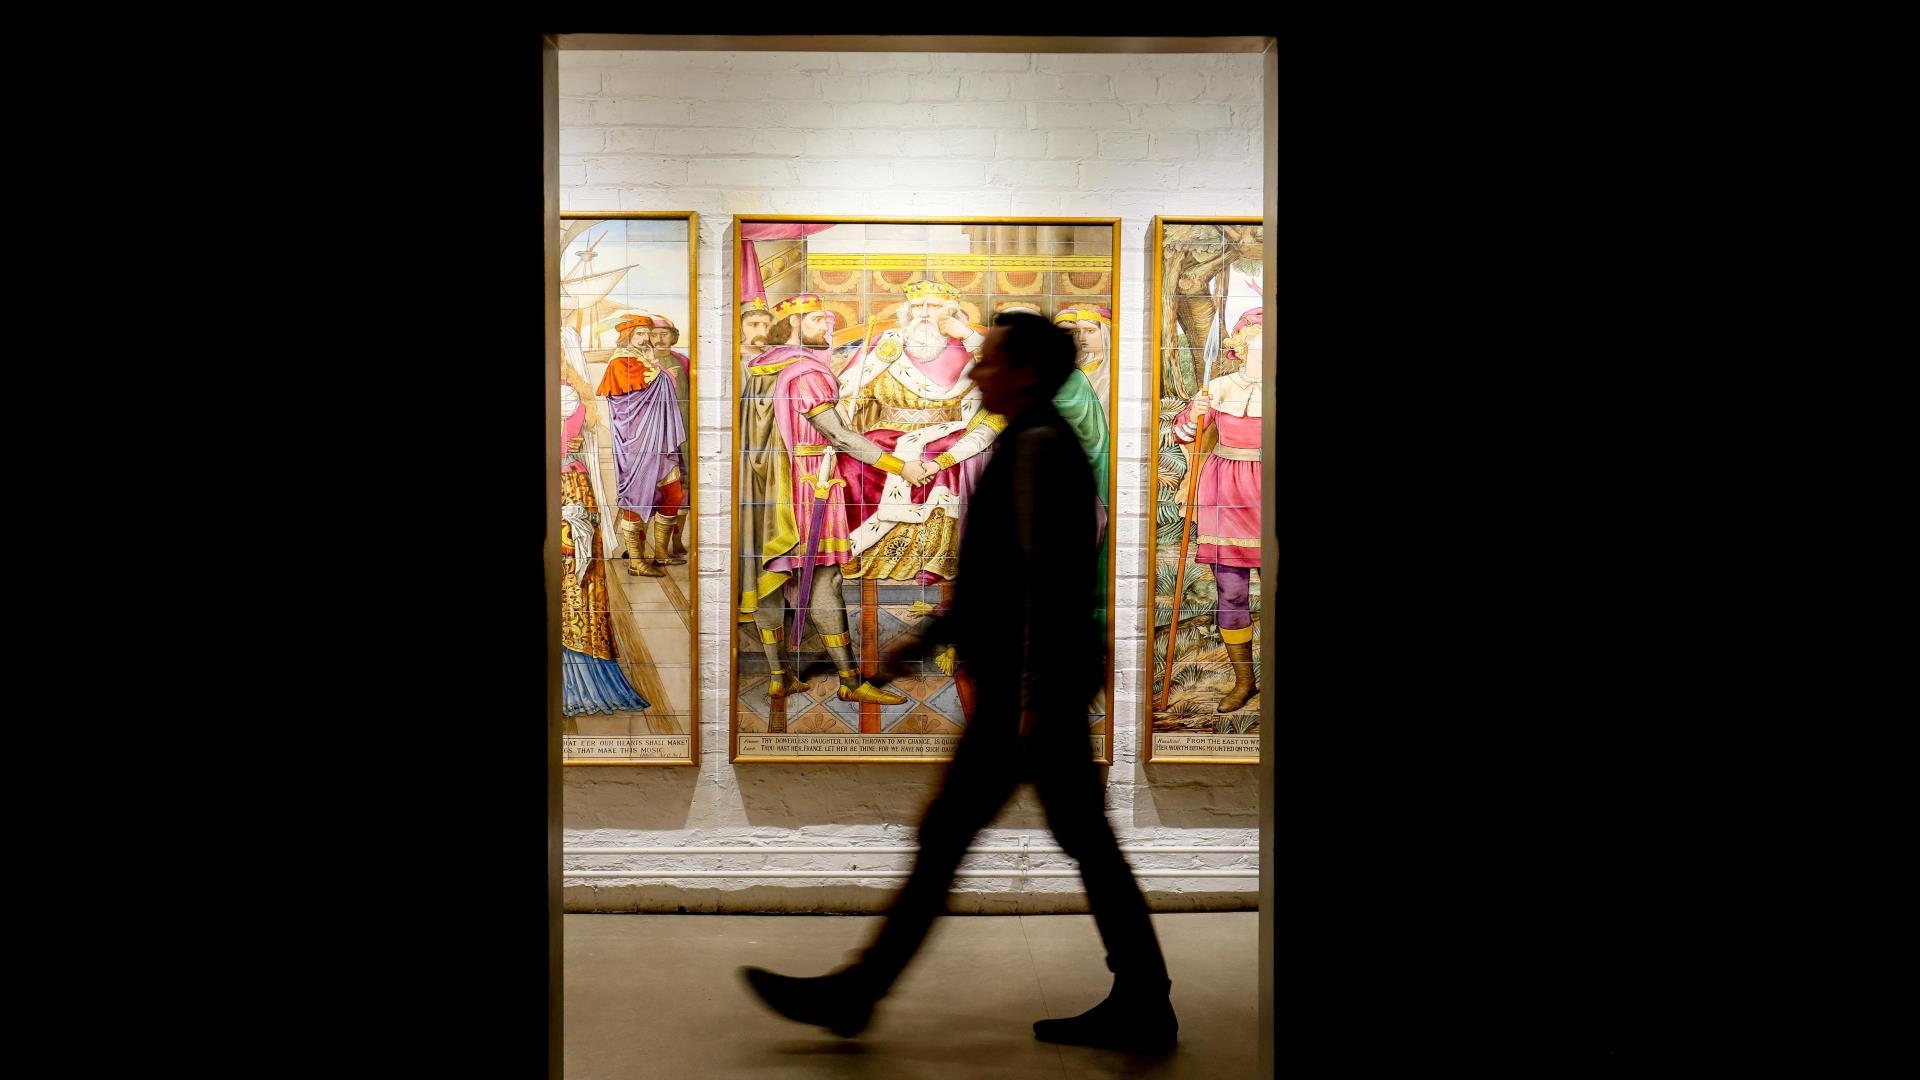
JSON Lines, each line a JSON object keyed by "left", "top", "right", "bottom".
{"left": 899, "top": 280, "right": 964, "bottom": 361}
{"left": 974, "top": 311, "right": 1076, "bottom": 417}
{"left": 614, "top": 313, "right": 656, "bottom": 352}
{"left": 647, "top": 315, "right": 681, "bottom": 350}
{"left": 902, "top": 295, "right": 960, "bottom": 327}
{"left": 739, "top": 298, "right": 773, "bottom": 355}
{"left": 766, "top": 294, "right": 833, "bottom": 348}
{"left": 1054, "top": 306, "right": 1112, "bottom": 365}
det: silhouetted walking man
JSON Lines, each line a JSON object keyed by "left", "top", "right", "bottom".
{"left": 740, "top": 312, "right": 1178, "bottom": 1055}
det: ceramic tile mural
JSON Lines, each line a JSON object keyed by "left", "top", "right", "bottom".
{"left": 1146, "top": 217, "right": 1264, "bottom": 764}
{"left": 559, "top": 213, "right": 699, "bottom": 765}
{"left": 729, "top": 218, "right": 1120, "bottom": 763}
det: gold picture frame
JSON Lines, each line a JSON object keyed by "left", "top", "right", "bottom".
{"left": 559, "top": 211, "right": 700, "bottom": 766}
{"left": 1146, "top": 216, "right": 1265, "bottom": 765}
{"left": 729, "top": 216, "right": 1121, "bottom": 764}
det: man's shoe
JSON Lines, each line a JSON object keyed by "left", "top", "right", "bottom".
{"left": 740, "top": 966, "right": 876, "bottom": 1038}
{"left": 1033, "top": 978, "right": 1177, "bottom": 1054}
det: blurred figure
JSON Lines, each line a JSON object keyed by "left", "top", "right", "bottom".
{"left": 740, "top": 312, "right": 1177, "bottom": 1055}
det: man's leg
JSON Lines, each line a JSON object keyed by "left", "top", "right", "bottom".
{"left": 668, "top": 510, "right": 690, "bottom": 560}
{"left": 811, "top": 565, "right": 905, "bottom": 705}
{"left": 850, "top": 730, "right": 1019, "bottom": 993}
{"left": 619, "top": 510, "right": 662, "bottom": 577}
{"left": 650, "top": 481, "right": 688, "bottom": 566}
{"left": 1030, "top": 719, "right": 1169, "bottom": 986}
{"left": 1028, "top": 715, "right": 1177, "bottom": 1052}
{"left": 751, "top": 593, "right": 798, "bottom": 700}
{"left": 742, "top": 727, "right": 1018, "bottom": 1036}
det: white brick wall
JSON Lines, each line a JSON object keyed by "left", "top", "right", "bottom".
{"left": 1098, "top": 131, "right": 1151, "bottom": 160}
{"left": 560, "top": 49, "right": 1263, "bottom": 913}
{"left": 1159, "top": 72, "right": 1209, "bottom": 102}
{"left": 1049, "top": 129, "right": 1100, "bottom": 159}
{"left": 592, "top": 99, "right": 690, "bottom": 126}
{"left": 959, "top": 73, "right": 1012, "bottom": 100}
{"left": 1151, "top": 131, "right": 1200, "bottom": 161}
{"left": 997, "top": 130, "right": 1049, "bottom": 159}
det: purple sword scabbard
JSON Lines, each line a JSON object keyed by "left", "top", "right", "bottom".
{"left": 788, "top": 474, "right": 846, "bottom": 645}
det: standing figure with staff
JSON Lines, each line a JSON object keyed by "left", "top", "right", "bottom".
{"left": 1164, "top": 301, "right": 1265, "bottom": 727}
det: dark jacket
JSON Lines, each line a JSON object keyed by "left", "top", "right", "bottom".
{"left": 916, "top": 398, "right": 1104, "bottom": 722}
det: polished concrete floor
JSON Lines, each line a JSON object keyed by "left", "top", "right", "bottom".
{"left": 566, "top": 912, "right": 1258, "bottom": 1079}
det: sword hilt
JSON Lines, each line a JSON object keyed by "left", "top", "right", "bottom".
{"left": 799, "top": 474, "right": 846, "bottom": 499}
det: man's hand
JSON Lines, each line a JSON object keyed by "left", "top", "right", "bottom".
{"left": 1191, "top": 390, "right": 1211, "bottom": 419}
{"left": 939, "top": 314, "right": 972, "bottom": 340}
{"left": 902, "top": 460, "right": 936, "bottom": 486}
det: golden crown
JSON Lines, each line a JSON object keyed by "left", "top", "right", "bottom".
{"left": 771, "top": 293, "right": 823, "bottom": 318}
{"left": 901, "top": 280, "right": 959, "bottom": 302}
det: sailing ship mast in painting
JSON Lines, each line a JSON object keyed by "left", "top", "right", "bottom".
{"left": 561, "top": 225, "right": 636, "bottom": 346}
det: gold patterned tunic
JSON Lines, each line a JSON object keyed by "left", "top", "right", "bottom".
{"left": 560, "top": 471, "right": 617, "bottom": 661}
{"left": 837, "top": 345, "right": 1006, "bottom": 583}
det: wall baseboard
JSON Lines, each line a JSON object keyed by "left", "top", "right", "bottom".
{"left": 564, "top": 885, "right": 1258, "bottom": 914}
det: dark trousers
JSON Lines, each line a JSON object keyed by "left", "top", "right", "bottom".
{"left": 855, "top": 698, "right": 1169, "bottom": 993}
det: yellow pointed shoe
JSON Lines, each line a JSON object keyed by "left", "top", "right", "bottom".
{"left": 766, "top": 668, "right": 801, "bottom": 700}
{"left": 837, "top": 678, "right": 906, "bottom": 706}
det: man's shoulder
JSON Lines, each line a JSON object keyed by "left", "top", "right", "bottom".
{"left": 759, "top": 345, "right": 823, "bottom": 366}
{"left": 764, "top": 348, "right": 835, "bottom": 387}
{"left": 597, "top": 353, "right": 640, "bottom": 390}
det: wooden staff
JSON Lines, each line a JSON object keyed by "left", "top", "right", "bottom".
{"left": 1160, "top": 413, "right": 1209, "bottom": 712}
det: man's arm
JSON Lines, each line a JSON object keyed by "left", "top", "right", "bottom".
{"left": 804, "top": 405, "right": 911, "bottom": 477}
{"left": 786, "top": 368, "right": 910, "bottom": 477}
{"left": 933, "top": 409, "right": 1007, "bottom": 471}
